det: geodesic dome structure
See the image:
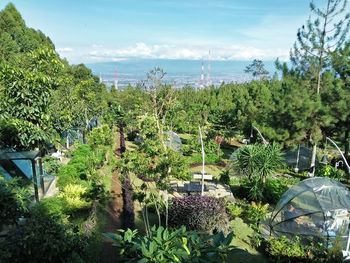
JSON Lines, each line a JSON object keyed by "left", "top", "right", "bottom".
{"left": 164, "top": 131, "right": 182, "bottom": 152}
{"left": 269, "top": 177, "right": 350, "bottom": 248}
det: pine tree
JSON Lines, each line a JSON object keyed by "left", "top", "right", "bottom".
{"left": 244, "top": 59, "right": 269, "bottom": 80}
{"left": 290, "top": 0, "right": 350, "bottom": 176}
{"left": 291, "top": 0, "right": 350, "bottom": 94}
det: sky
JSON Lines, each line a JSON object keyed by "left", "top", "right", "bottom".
{"left": 0, "top": 0, "right": 313, "bottom": 64}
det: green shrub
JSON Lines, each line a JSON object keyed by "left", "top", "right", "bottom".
{"left": 234, "top": 177, "right": 297, "bottom": 204}
{"left": 237, "top": 177, "right": 264, "bottom": 201}
{"left": 190, "top": 152, "right": 222, "bottom": 164}
{"left": 263, "top": 177, "right": 298, "bottom": 204}
{"left": 42, "top": 156, "right": 62, "bottom": 176}
{"left": 93, "top": 146, "right": 107, "bottom": 167}
{"left": 219, "top": 170, "right": 231, "bottom": 185}
{"left": 34, "top": 196, "right": 68, "bottom": 217}
{"left": 88, "top": 125, "right": 112, "bottom": 146}
{"left": 243, "top": 201, "right": 269, "bottom": 230}
{"left": 83, "top": 179, "right": 109, "bottom": 204}
{"left": 105, "top": 226, "right": 235, "bottom": 263}
{"left": 266, "top": 236, "right": 307, "bottom": 262}
{"left": 265, "top": 235, "right": 342, "bottom": 263}
{"left": 227, "top": 202, "right": 243, "bottom": 219}
{"left": 0, "top": 209, "right": 88, "bottom": 263}
{"left": 316, "top": 164, "right": 345, "bottom": 181}
{"left": 231, "top": 143, "right": 284, "bottom": 201}
{"left": 183, "top": 135, "right": 224, "bottom": 163}
{"left": 57, "top": 144, "right": 96, "bottom": 188}
{"left": 59, "top": 184, "right": 91, "bottom": 213}
{"left": 0, "top": 178, "right": 31, "bottom": 227}
{"left": 57, "top": 165, "right": 86, "bottom": 188}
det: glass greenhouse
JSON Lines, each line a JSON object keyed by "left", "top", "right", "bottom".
{"left": 269, "top": 177, "right": 350, "bottom": 249}
{"left": 164, "top": 131, "right": 182, "bottom": 152}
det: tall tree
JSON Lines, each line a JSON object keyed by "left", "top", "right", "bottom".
{"left": 291, "top": 0, "right": 350, "bottom": 94}
{"left": 327, "top": 41, "right": 350, "bottom": 155}
{"left": 244, "top": 59, "right": 270, "bottom": 80}
{"left": 290, "top": 0, "right": 350, "bottom": 176}
{"left": 0, "top": 48, "right": 63, "bottom": 149}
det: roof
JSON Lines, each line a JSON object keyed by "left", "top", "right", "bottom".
{"left": 0, "top": 150, "right": 41, "bottom": 161}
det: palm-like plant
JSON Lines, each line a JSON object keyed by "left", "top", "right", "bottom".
{"left": 231, "top": 143, "right": 284, "bottom": 200}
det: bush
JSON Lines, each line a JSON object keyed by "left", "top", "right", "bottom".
{"left": 219, "top": 170, "right": 231, "bottom": 185}
{"left": 88, "top": 125, "right": 112, "bottom": 146}
{"left": 234, "top": 177, "right": 297, "bottom": 203}
{"left": 226, "top": 202, "right": 243, "bottom": 219}
{"left": 263, "top": 177, "right": 298, "bottom": 204}
{"left": 189, "top": 152, "right": 222, "bottom": 164}
{"left": 59, "top": 184, "right": 91, "bottom": 213}
{"left": 169, "top": 196, "right": 230, "bottom": 234}
{"left": 105, "top": 226, "right": 235, "bottom": 263}
{"left": 0, "top": 209, "right": 88, "bottom": 263}
{"left": 243, "top": 201, "right": 269, "bottom": 229}
{"left": 183, "top": 135, "right": 224, "bottom": 164}
{"left": 83, "top": 179, "right": 109, "bottom": 204}
{"left": 266, "top": 236, "right": 309, "bottom": 262}
{"left": 57, "top": 165, "right": 88, "bottom": 188}
{"left": 42, "top": 156, "right": 62, "bottom": 176}
{"left": 316, "top": 164, "right": 345, "bottom": 181}
{"left": 265, "top": 235, "right": 343, "bottom": 263}
{"left": 0, "top": 178, "right": 30, "bottom": 227}
{"left": 34, "top": 196, "right": 68, "bottom": 217}
{"left": 231, "top": 143, "right": 284, "bottom": 201}
{"left": 57, "top": 144, "right": 96, "bottom": 188}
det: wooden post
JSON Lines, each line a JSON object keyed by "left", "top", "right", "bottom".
{"left": 31, "top": 159, "right": 39, "bottom": 202}
{"left": 37, "top": 158, "right": 45, "bottom": 196}
{"left": 199, "top": 126, "right": 205, "bottom": 196}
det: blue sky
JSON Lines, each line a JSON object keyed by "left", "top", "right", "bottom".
{"left": 1, "top": 0, "right": 313, "bottom": 63}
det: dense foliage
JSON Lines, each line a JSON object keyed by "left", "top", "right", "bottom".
{"left": 169, "top": 196, "right": 230, "bottom": 234}
{"left": 265, "top": 235, "right": 343, "bottom": 263}
{"left": 0, "top": 4, "right": 109, "bottom": 150}
{"left": 1, "top": 206, "right": 88, "bottom": 263}
{"left": 231, "top": 143, "right": 284, "bottom": 200}
{"left": 0, "top": 2, "right": 350, "bottom": 262}
{"left": 106, "top": 226, "right": 235, "bottom": 263}
{"left": 0, "top": 178, "right": 30, "bottom": 227}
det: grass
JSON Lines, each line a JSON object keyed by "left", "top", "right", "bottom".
{"left": 125, "top": 140, "right": 138, "bottom": 151}
{"left": 190, "top": 164, "right": 225, "bottom": 178}
{"left": 228, "top": 218, "right": 268, "bottom": 263}
{"left": 97, "top": 147, "right": 115, "bottom": 190}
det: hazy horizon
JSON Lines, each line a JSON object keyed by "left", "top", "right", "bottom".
{"left": 0, "top": 0, "right": 311, "bottom": 64}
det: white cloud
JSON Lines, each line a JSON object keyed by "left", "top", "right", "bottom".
{"left": 56, "top": 47, "right": 74, "bottom": 53}
{"left": 87, "top": 42, "right": 289, "bottom": 61}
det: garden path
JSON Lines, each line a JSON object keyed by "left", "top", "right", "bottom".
{"left": 100, "top": 131, "right": 123, "bottom": 263}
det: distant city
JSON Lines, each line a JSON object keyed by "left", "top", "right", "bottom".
{"left": 86, "top": 59, "right": 277, "bottom": 89}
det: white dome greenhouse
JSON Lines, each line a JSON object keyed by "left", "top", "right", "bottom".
{"left": 269, "top": 177, "right": 350, "bottom": 251}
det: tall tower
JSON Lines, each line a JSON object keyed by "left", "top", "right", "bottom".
{"left": 207, "top": 50, "right": 211, "bottom": 86}
{"left": 114, "top": 67, "right": 118, "bottom": 90}
{"left": 199, "top": 60, "right": 205, "bottom": 89}
{"left": 99, "top": 73, "right": 103, "bottom": 84}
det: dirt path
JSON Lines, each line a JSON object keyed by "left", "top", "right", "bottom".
{"left": 100, "top": 131, "right": 123, "bottom": 263}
